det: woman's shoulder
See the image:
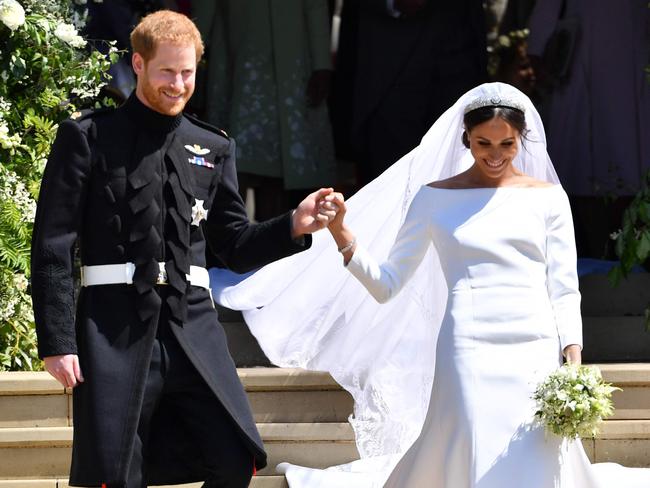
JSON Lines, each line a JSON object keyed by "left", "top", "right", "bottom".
{"left": 425, "top": 174, "right": 473, "bottom": 189}
{"left": 425, "top": 175, "right": 558, "bottom": 189}
{"left": 510, "top": 175, "right": 556, "bottom": 188}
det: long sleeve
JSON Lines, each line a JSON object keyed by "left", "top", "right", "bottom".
{"left": 31, "top": 119, "right": 92, "bottom": 358}
{"left": 545, "top": 188, "right": 582, "bottom": 350}
{"left": 204, "top": 138, "right": 311, "bottom": 273}
{"left": 347, "top": 190, "right": 431, "bottom": 303}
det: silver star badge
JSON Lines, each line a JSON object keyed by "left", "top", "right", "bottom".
{"left": 184, "top": 144, "right": 211, "bottom": 156}
{"left": 191, "top": 199, "right": 208, "bottom": 226}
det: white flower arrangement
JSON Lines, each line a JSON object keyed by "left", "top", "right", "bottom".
{"left": 0, "top": 121, "right": 21, "bottom": 151}
{"left": 0, "top": 166, "right": 36, "bottom": 222}
{"left": 54, "top": 22, "right": 86, "bottom": 48}
{"left": 0, "top": 0, "right": 25, "bottom": 31}
{"left": 0, "top": 0, "right": 116, "bottom": 370}
{"left": 533, "top": 363, "right": 619, "bottom": 440}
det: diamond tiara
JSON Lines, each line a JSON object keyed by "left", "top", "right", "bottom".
{"left": 463, "top": 96, "right": 526, "bottom": 115}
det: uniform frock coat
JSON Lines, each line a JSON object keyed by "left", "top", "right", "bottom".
{"left": 31, "top": 94, "right": 311, "bottom": 486}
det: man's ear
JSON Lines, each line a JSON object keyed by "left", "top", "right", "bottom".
{"left": 132, "top": 52, "right": 145, "bottom": 76}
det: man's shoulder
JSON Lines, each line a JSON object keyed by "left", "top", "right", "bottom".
{"left": 64, "top": 105, "right": 115, "bottom": 133}
{"left": 182, "top": 112, "right": 230, "bottom": 142}
{"left": 68, "top": 105, "right": 113, "bottom": 123}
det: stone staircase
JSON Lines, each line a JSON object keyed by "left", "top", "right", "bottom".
{"left": 0, "top": 365, "right": 649, "bottom": 487}
{"left": 0, "top": 369, "right": 356, "bottom": 488}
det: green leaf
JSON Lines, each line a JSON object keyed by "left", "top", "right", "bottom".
{"left": 637, "top": 231, "right": 650, "bottom": 262}
{"left": 614, "top": 234, "right": 625, "bottom": 259}
{"left": 640, "top": 202, "right": 650, "bottom": 224}
{"left": 607, "top": 266, "right": 624, "bottom": 287}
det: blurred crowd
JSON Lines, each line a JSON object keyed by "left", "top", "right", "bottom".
{"left": 83, "top": 0, "right": 649, "bottom": 258}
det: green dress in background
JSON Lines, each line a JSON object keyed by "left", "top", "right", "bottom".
{"left": 193, "top": 0, "right": 336, "bottom": 190}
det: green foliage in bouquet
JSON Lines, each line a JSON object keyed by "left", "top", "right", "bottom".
{"left": 533, "top": 363, "right": 618, "bottom": 440}
{"left": 0, "top": 0, "right": 117, "bottom": 370}
{"left": 608, "top": 170, "right": 650, "bottom": 330}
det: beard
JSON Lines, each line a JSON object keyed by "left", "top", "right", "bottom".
{"left": 139, "top": 76, "right": 193, "bottom": 116}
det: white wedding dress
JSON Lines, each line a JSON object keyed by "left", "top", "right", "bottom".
{"left": 211, "top": 83, "right": 650, "bottom": 487}
{"left": 346, "top": 184, "right": 649, "bottom": 487}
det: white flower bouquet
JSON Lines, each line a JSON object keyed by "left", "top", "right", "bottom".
{"left": 533, "top": 363, "right": 619, "bottom": 440}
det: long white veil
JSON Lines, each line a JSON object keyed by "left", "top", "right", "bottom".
{"left": 210, "top": 83, "right": 559, "bottom": 487}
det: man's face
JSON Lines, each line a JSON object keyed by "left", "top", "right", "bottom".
{"left": 132, "top": 41, "right": 196, "bottom": 116}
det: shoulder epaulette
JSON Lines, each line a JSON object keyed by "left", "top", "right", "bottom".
{"left": 68, "top": 106, "right": 112, "bottom": 123}
{"left": 183, "top": 112, "right": 229, "bottom": 140}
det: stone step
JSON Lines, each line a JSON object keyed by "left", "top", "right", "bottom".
{"left": 0, "top": 477, "right": 288, "bottom": 488}
{"left": 3, "top": 365, "right": 649, "bottom": 427}
{"left": 0, "top": 424, "right": 359, "bottom": 479}
{"left": 582, "top": 419, "right": 650, "bottom": 467}
{"left": 0, "top": 370, "right": 354, "bottom": 428}
{"left": 2, "top": 420, "right": 650, "bottom": 479}
{"left": 598, "top": 363, "right": 650, "bottom": 420}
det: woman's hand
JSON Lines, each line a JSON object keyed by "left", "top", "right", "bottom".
{"left": 321, "top": 192, "right": 346, "bottom": 231}
{"left": 318, "top": 192, "right": 356, "bottom": 263}
{"left": 563, "top": 344, "right": 582, "bottom": 365}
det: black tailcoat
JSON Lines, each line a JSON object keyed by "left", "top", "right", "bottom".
{"left": 31, "top": 95, "right": 311, "bottom": 486}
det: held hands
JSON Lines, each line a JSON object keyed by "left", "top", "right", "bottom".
{"left": 320, "top": 192, "right": 346, "bottom": 231}
{"left": 563, "top": 345, "right": 582, "bottom": 365}
{"left": 291, "top": 188, "right": 340, "bottom": 237}
{"left": 44, "top": 354, "right": 84, "bottom": 389}
{"left": 318, "top": 192, "right": 357, "bottom": 263}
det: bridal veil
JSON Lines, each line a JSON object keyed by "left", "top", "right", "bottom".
{"left": 210, "top": 83, "right": 560, "bottom": 487}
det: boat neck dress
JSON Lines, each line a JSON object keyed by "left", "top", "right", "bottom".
{"left": 346, "top": 184, "right": 650, "bottom": 487}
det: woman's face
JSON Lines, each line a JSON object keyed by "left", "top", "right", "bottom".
{"left": 467, "top": 116, "right": 520, "bottom": 183}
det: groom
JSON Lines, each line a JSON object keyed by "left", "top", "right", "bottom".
{"left": 31, "top": 10, "right": 336, "bottom": 488}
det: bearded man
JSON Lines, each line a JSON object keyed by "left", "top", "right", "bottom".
{"left": 31, "top": 10, "right": 336, "bottom": 488}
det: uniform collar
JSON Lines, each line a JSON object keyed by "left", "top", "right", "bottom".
{"left": 122, "top": 92, "right": 183, "bottom": 134}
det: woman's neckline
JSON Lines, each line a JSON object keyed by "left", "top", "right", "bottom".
{"left": 422, "top": 183, "right": 560, "bottom": 191}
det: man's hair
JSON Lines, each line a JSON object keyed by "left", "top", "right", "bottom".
{"left": 130, "top": 10, "right": 204, "bottom": 61}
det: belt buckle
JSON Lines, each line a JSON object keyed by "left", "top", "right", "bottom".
{"left": 157, "top": 262, "right": 168, "bottom": 285}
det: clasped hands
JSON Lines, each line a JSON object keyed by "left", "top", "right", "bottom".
{"left": 290, "top": 188, "right": 346, "bottom": 237}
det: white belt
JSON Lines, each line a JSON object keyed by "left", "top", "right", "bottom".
{"left": 80, "top": 262, "right": 210, "bottom": 290}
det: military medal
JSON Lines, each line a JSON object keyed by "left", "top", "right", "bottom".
{"left": 191, "top": 199, "right": 208, "bottom": 226}
{"left": 185, "top": 144, "right": 215, "bottom": 168}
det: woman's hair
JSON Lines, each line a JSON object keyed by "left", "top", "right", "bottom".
{"left": 461, "top": 106, "right": 528, "bottom": 148}
{"left": 130, "top": 10, "right": 204, "bottom": 62}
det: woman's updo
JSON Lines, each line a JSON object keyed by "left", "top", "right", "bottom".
{"left": 461, "top": 106, "right": 527, "bottom": 148}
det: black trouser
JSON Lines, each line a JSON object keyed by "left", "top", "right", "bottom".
{"left": 125, "top": 320, "right": 254, "bottom": 488}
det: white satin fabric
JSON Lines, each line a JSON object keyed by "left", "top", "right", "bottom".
{"left": 348, "top": 185, "right": 649, "bottom": 487}
{"left": 210, "top": 83, "right": 650, "bottom": 486}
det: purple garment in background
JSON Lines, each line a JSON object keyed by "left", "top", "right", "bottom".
{"left": 528, "top": 0, "right": 650, "bottom": 196}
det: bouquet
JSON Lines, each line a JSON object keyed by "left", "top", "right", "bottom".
{"left": 533, "top": 363, "right": 619, "bottom": 440}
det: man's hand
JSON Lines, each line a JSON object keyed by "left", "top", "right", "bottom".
{"left": 44, "top": 354, "right": 84, "bottom": 389}
{"left": 563, "top": 344, "right": 582, "bottom": 365}
{"left": 291, "top": 188, "right": 338, "bottom": 237}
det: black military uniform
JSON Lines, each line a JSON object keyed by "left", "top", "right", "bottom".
{"left": 31, "top": 94, "right": 311, "bottom": 487}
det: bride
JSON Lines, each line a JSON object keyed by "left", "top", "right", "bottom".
{"left": 211, "top": 83, "right": 650, "bottom": 487}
